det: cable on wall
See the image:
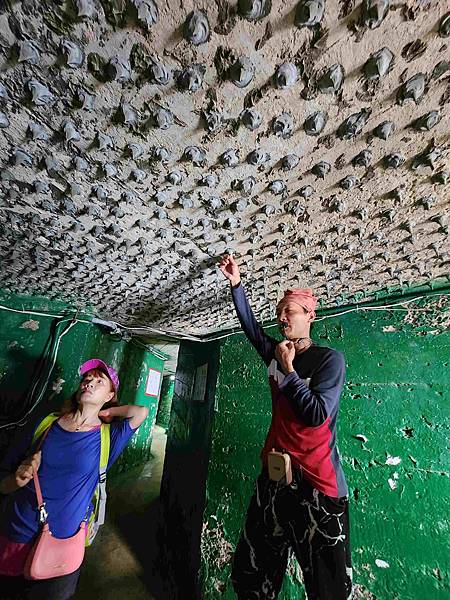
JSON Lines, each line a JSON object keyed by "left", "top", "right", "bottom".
{"left": 1, "top": 290, "right": 449, "bottom": 350}
{"left": 90, "top": 291, "right": 450, "bottom": 342}
{"left": 0, "top": 303, "right": 92, "bottom": 324}
{"left": 0, "top": 289, "right": 448, "bottom": 429}
{"left": 0, "top": 315, "right": 79, "bottom": 430}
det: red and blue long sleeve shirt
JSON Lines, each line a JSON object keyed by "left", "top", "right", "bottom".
{"left": 231, "top": 282, "right": 348, "bottom": 498}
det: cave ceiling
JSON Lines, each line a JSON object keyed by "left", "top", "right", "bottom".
{"left": 0, "top": 0, "right": 449, "bottom": 335}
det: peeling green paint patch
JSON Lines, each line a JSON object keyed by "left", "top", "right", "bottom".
{"left": 286, "top": 554, "right": 303, "bottom": 584}
{"left": 201, "top": 516, "right": 234, "bottom": 597}
{"left": 20, "top": 319, "right": 40, "bottom": 331}
{"left": 399, "top": 295, "right": 449, "bottom": 336}
{"left": 51, "top": 378, "right": 65, "bottom": 394}
{"left": 352, "top": 582, "right": 377, "bottom": 599}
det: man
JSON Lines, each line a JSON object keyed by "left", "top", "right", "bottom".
{"left": 219, "top": 254, "right": 352, "bottom": 600}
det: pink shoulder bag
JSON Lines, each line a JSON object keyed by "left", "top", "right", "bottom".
{"left": 23, "top": 425, "right": 86, "bottom": 580}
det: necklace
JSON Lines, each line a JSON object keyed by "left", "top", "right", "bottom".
{"left": 293, "top": 337, "right": 313, "bottom": 354}
{"left": 75, "top": 418, "right": 87, "bottom": 431}
{"left": 73, "top": 416, "right": 99, "bottom": 431}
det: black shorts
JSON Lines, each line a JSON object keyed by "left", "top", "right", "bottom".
{"left": 231, "top": 468, "right": 352, "bottom": 600}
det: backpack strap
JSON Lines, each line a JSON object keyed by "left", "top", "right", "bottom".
{"left": 31, "top": 413, "right": 60, "bottom": 447}
{"left": 96, "top": 423, "right": 110, "bottom": 526}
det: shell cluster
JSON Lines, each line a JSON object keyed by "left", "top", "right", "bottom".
{"left": 0, "top": 2, "right": 449, "bottom": 334}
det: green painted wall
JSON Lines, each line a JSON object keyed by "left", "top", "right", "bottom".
{"left": 113, "top": 345, "right": 165, "bottom": 473}
{"left": 201, "top": 291, "right": 450, "bottom": 600}
{"left": 156, "top": 375, "right": 175, "bottom": 430}
{"left": 0, "top": 291, "right": 165, "bottom": 476}
{"left": 159, "top": 341, "right": 220, "bottom": 600}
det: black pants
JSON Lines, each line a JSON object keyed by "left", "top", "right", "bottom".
{"left": 231, "top": 469, "right": 352, "bottom": 600}
{"left": 0, "top": 569, "right": 80, "bottom": 600}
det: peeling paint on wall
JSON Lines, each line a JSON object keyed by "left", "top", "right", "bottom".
{"left": 352, "top": 582, "right": 377, "bottom": 599}
{"left": 202, "top": 285, "right": 450, "bottom": 599}
{"left": 19, "top": 319, "right": 40, "bottom": 331}
{"left": 51, "top": 377, "right": 65, "bottom": 394}
{"left": 201, "top": 516, "right": 234, "bottom": 594}
{"left": 401, "top": 295, "right": 450, "bottom": 335}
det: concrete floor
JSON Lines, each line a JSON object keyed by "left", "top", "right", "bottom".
{"left": 75, "top": 426, "right": 168, "bottom": 600}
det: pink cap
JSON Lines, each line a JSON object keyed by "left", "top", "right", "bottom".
{"left": 79, "top": 359, "right": 120, "bottom": 391}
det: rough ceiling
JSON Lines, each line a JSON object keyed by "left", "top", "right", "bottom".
{"left": 0, "top": 0, "right": 449, "bottom": 336}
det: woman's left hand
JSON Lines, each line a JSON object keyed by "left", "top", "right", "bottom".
{"left": 99, "top": 409, "right": 113, "bottom": 423}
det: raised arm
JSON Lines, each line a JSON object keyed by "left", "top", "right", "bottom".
{"left": 99, "top": 404, "right": 149, "bottom": 430}
{"left": 219, "top": 254, "right": 275, "bottom": 365}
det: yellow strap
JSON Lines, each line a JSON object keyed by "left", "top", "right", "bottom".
{"left": 32, "top": 413, "right": 60, "bottom": 445}
{"left": 100, "top": 423, "right": 110, "bottom": 469}
{"left": 32, "top": 415, "right": 110, "bottom": 469}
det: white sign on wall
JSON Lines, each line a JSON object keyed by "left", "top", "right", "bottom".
{"left": 191, "top": 363, "right": 208, "bottom": 402}
{"left": 145, "top": 368, "right": 162, "bottom": 397}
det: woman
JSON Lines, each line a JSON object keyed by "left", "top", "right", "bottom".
{"left": 0, "top": 358, "right": 149, "bottom": 599}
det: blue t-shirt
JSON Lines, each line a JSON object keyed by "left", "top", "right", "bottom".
{"left": 0, "top": 418, "right": 136, "bottom": 542}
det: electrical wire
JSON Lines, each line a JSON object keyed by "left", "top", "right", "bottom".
{"left": 0, "top": 292, "right": 448, "bottom": 345}
{"left": 0, "top": 317, "right": 78, "bottom": 430}
{"left": 267, "top": 292, "right": 450, "bottom": 329}
{"left": 130, "top": 337, "right": 170, "bottom": 360}
{"left": 117, "top": 325, "right": 204, "bottom": 341}
{"left": 0, "top": 289, "right": 447, "bottom": 426}
{"left": 188, "top": 291, "right": 450, "bottom": 341}
{"left": 0, "top": 303, "right": 91, "bottom": 324}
